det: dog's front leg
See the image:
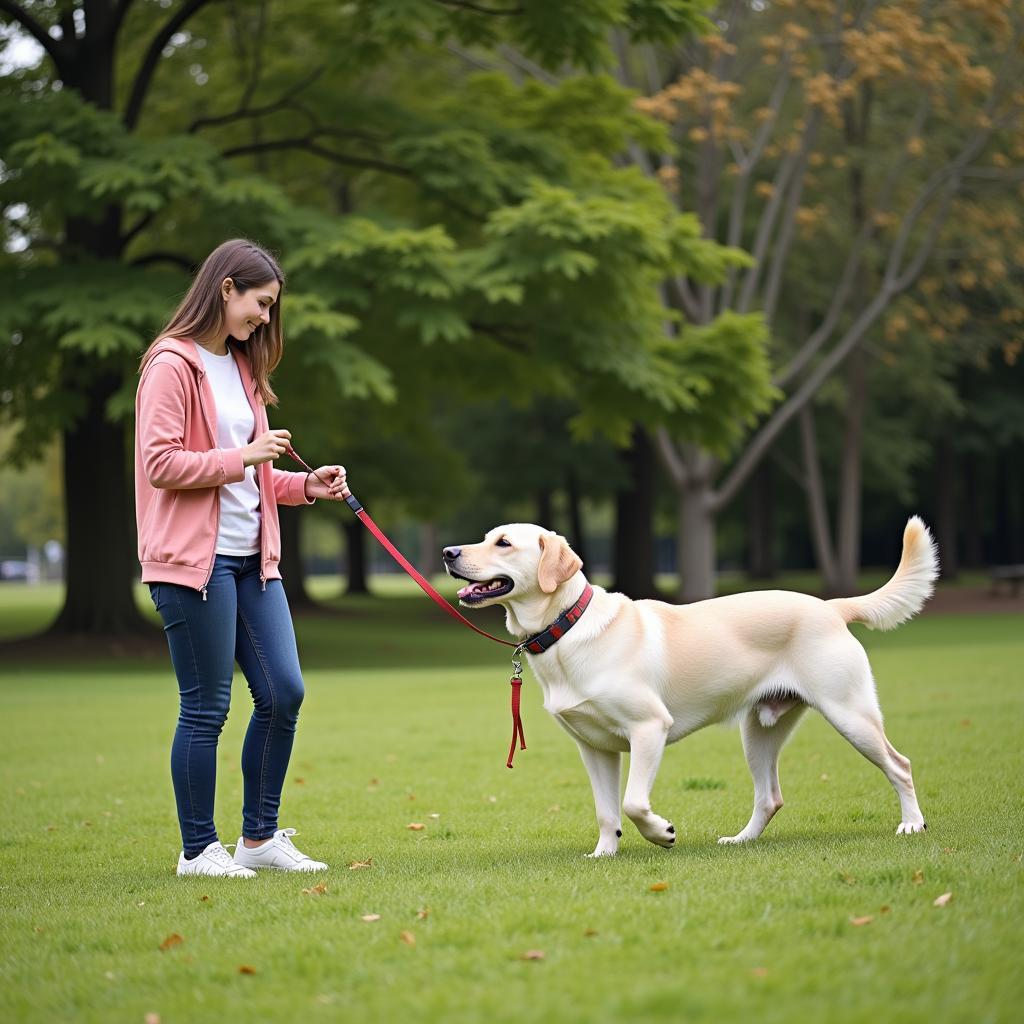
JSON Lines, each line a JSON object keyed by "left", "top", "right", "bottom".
{"left": 623, "top": 719, "right": 675, "bottom": 849}
{"left": 575, "top": 741, "right": 621, "bottom": 857}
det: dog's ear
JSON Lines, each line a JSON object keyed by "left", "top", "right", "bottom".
{"left": 537, "top": 533, "right": 583, "bottom": 594}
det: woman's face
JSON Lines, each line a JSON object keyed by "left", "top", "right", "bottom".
{"left": 221, "top": 277, "right": 280, "bottom": 341}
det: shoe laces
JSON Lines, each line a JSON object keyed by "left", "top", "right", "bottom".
{"left": 278, "top": 828, "right": 299, "bottom": 849}
{"left": 206, "top": 843, "right": 237, "bottom": 868}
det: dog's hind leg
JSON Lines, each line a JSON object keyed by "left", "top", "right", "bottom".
{"left": 816, "top": 695, "right": 926, "bottom": 835}
{"left": 576, "top": 741, "right": 622, "bottom": 857}
{"left": 622, "top": 719, "right": 676, "bottom": 849}
{"left": 719, "top": 704, "right": 807, "bottom": 845}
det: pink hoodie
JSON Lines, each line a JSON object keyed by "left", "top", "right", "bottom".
{"left": 135, "top": 336, "right": 312, "bottom": 592}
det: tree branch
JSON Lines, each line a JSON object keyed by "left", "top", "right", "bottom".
{"left": 187, "top": 64, "right": 325, "bottom": 133}
{"left": 655, "top": 427, "right": 688, "bottom": 488}
{"left": 432, "top": 0, "right": 523, "bottom": 15}
{"left": 123, "top": 0, "right": 226, "bottom": 130}
{"left": 130, "top": 250, "right": 194, "bottom": 270}
{"left": 109, "top": 0, "right": 135, "bottom": 43}
{"left": 0, "top": 0, "right": 70, "bottom": 76}
{"left": 222, "top": 137, "right": 482, "bottom": 221}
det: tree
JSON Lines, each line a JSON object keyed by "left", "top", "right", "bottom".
{"left": 621, "top": 0, "right": 1024, "bottom": 597}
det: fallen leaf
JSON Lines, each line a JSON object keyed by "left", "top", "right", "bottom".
{"left": 960, "top": 719, "right": 971, "bottom": 727}
{"left": 136, "top": 901, "right": 145, "bottom": 908}
{"left": 294, "top": 778, "right": 306, "bottom": 785}
{"left": 428, "top": 813, "right": 441, "bottom": 819}
{"left": 199, "top": 895, "right": 211, "bottom": 903}
{"left": 416, "top": 908, "right": 430, "bottom": 920}
{"left": 408, "top": 794, "right": 416, "bottom": 801}
{"left": 649, "top": 881, "right": 669, "bottom": 892}
{"left": 46, "top": 825, "right": 57, "bottom": 832}
{"left": 820, "top": 773, "right": 830, "bottom": 781}
{"left": 368, "top": 778, "right": 379, "bottom": 787}
{"left": 933, "top": 892, "right": 953, "bottom": 907}
{"left": 33, "top": 926, "right": 44, "bottom": 934}
{"left": 348, "top": 858, "right": 373, "bottom": 870}
{"left": 751, "top": 967, "right": 769, "bottom": 977}
{"left": 911, "top": 869, "right": 924, "bottom": 885}
{"left": 583, "top": 928, "right": 598, "bottom": 938}
{"left": 159, "top": 933, "right": 184, "bottom": 952}
{"left": 548, "top": 805, "right": 561, "bottom": 813}
{"left": 487, "top": 795, "right": 497, "bottom": 803}
{"left": 849, "top": 916, "right": 873, "bottom": 927}
{"left": 145, "top": 1014, "right": 161, "bottom": 1024}
{"left": 407, "top": 823, "right": 426, "bottom": 831}
{"left": 238, "top": 965, "right": 257, "bottom": 975}
{"left": 839, "top": 872, "right": 856, "bottom": 886}
{"left": 880, "top": 905, "right": 891, "bottom": 914}
{"left": 302, "top": 883, "right": 328, "bottom": 896}
{"left": 520, "top": 950, "right": 545, "bottom": 961}
{"left": 360, "top": 914, "right": 381, "bottom": 923}
{"left": 399, "top": 930, "right": 416, "bottom": 946}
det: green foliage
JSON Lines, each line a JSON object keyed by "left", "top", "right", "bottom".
{"left": 1, "top": 0, "right": 769, "bottom": 531}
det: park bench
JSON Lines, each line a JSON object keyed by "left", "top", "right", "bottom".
{"left": 989, "top": 564, "right": 1024, "bottom": 597}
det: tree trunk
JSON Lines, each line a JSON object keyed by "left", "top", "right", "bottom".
{"left": 746, "top": 460, "right": 776, "bottom": 580}
{"left": 835, "top": 335, "right": 866, "bottom": 594}
{"left": 47, "top": 21, "right": 150, "bottom": 637}
{"left": 678, "top": 480, "right": 716, "bottom": 603}
{"left": 420, "top": 522, "right": 439, "bottom": 578}
{"left": 962, "top": 456, "right": 984, "bottom": 568}
{"left": 536, "top": 488, "right": 553, "bottom": 532}
{"left": 344, "top": 517, "right": 370, "bottom": 594}
{"left": 934, "top": 434, "right": 959, "bottom": 580}
{"left": 278, "top": 504, "right": 315, "bottom": 611}
{"left": 611, "top": 426, "right": 659, "bottom": 597}
{"left": 565, "top": 470, "right": 588, "bottom": 569}
{"left": 51, "top": 369, "right": 150, "bottom": 636}
{"left": 799, "top": 407, "right": 840, "bottom": 594}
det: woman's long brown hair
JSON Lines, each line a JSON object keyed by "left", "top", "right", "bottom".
{"left": 140, "top": 239, "right": 285, "bottom": 406}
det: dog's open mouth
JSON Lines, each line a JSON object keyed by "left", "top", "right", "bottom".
{"left": 453, "top": 575, "right": 514, "bottom": 603}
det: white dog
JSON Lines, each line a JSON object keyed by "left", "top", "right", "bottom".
{"left": 443, "top": 518, "right": 938, "bottom": 857}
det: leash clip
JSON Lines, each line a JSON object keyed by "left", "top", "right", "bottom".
{"left": 511, "top": 642, "right": 526, "bottom": 680}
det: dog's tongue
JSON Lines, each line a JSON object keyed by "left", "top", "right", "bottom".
{"left": 457, "top": 581, "right": 488, "bottom": 599}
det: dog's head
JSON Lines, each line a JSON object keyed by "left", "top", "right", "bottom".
{"left": 442, "top": 524, "right": 583, "bottom": 610}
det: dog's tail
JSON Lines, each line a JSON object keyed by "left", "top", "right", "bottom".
{"left": 829, "top": 516, "right": 939, "bottom": 631}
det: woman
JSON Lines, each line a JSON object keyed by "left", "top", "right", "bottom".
{"left": 135, "top": 239, "right": 348, "bottom": 877}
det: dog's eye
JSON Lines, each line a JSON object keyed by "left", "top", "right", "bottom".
{"left": 495, "top": 538, "right": 511, "bottom": 548}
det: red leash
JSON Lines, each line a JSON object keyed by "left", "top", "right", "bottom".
{"left": 287, "top": 445, "right": 528, "bottom": 766}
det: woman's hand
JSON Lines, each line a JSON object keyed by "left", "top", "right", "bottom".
{"left": 243, "top": 429, "right": 292, "bottom": 467}
{"left": 304, "top": 465, "right": 350, "bottom": 501}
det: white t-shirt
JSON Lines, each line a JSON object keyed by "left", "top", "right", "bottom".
{"left": 196, "top": 345, "right": 261, "bottom": 556}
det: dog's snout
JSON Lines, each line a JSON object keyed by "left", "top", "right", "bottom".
{"left": 442, "top": 546, "right": 461, "bottom": 563}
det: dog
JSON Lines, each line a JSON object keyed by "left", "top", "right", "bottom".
{"left": 443, "top": 518, "right": 938, "bottom": 856}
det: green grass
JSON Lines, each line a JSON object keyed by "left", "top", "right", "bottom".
{"left": 1, "top": 583, "right": 1022, "bottom": 1023}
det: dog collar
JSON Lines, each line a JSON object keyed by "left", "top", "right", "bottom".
{"left": 521, "top": 582, "right": 594, "bottom": 655}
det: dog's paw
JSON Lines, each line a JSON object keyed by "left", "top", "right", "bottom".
{"left": 585, "top": 846, "right": 618, "bottom": 858}
{"left": 896, "top": 821, "right": 927, "bottom": 835}
{"left": 637, "top": 816, "right": 675, "bottom": 849}
{"left": 717, "top": 831, "right": 756, "bottom": 844}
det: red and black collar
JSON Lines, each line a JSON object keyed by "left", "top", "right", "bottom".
{"left": 520, "top": 582, "right": 594, "bottom": 655}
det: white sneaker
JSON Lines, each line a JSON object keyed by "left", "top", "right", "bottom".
{"left": 232, "top": 828, "right": 328, "bottom": 873}
{"left": 177, "top": 841, "right": 256, "bottom": 878}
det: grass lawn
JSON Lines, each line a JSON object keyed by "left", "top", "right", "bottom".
{"left": 1, "top": 581, "right": 1022, "bottom": 1023}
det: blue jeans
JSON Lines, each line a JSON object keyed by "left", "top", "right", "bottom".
{"left": 150, "top": 554, "right": 305, "bottom": 857}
